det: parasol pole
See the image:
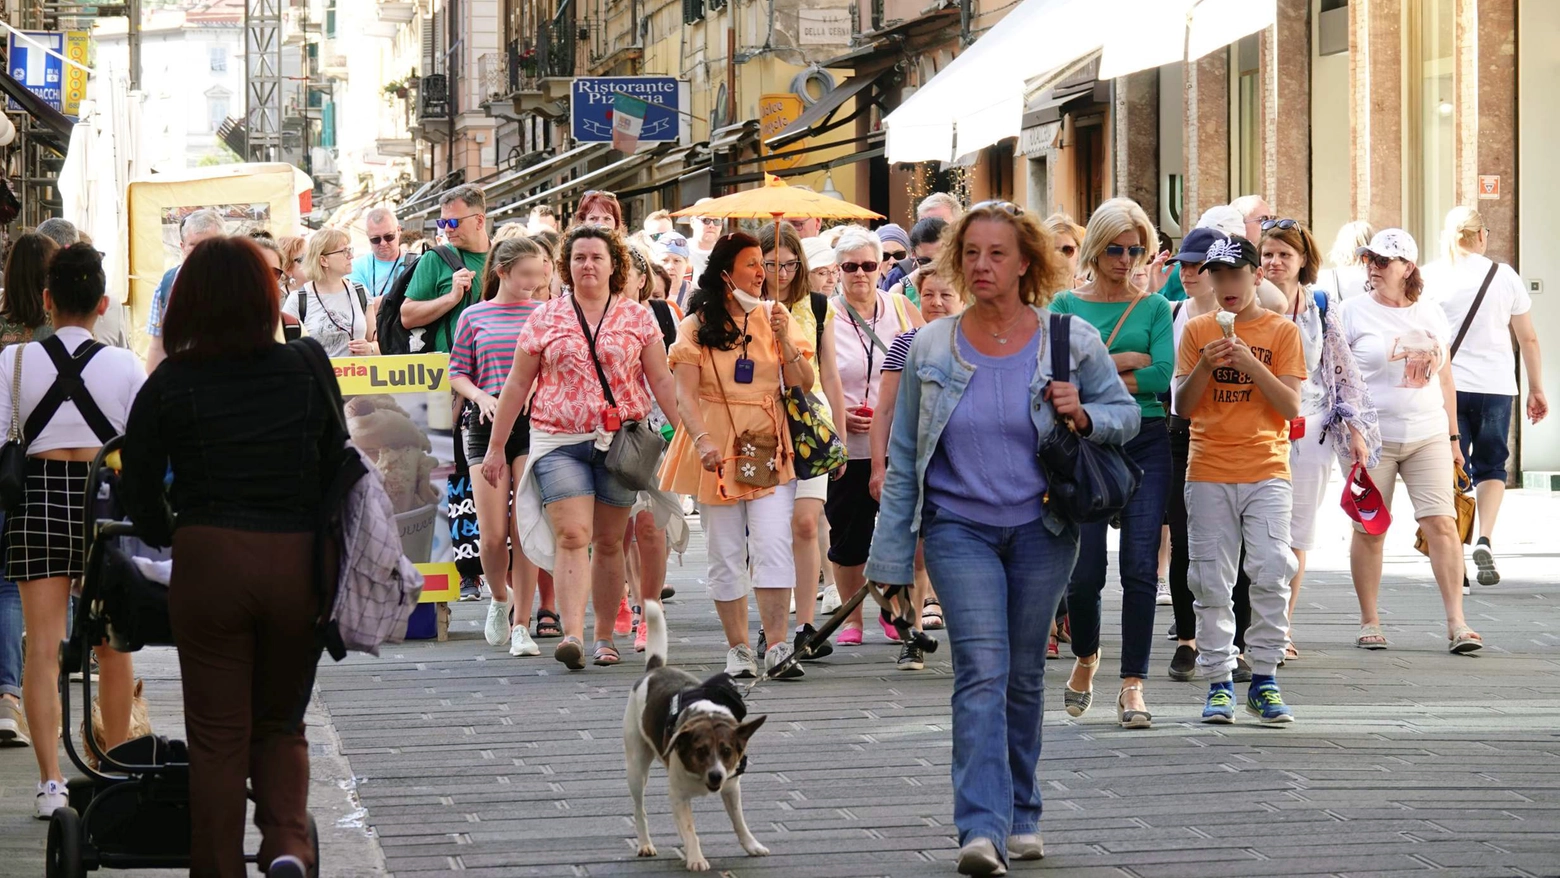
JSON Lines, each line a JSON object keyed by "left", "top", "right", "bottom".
{"left": 771, "top": 210, "right": 784, "bottom": 303}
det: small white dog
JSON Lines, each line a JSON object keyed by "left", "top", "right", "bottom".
{"left": 623, "top": 602, "right": 767, "bottom": 871}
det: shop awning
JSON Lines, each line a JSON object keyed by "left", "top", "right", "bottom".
{"left": 882, "top": 0, "right": 1102, "bottom": 164}
{"left": 487, "top": 146, "right": 669, "bottom": 221}
{"left": 1096, "top": 0, "right": 1276, "bottom": 80}
{"left": 766, "top": 68, "right": 893, "bottom": 150}
{"left": 404, "top": 142, "right": 610, "bottom": 221}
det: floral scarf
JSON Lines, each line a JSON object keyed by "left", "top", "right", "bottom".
{"left": 1311, "top": 288, "right": 1382, "bottom": 468}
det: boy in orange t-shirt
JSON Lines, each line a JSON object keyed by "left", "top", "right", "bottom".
{"left": 1174, "top": 234, "right": 1307, "bottom": 725}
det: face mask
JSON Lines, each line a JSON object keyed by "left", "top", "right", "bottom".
{"left": 724, "top": 273, "right": 765, "bottom": 313}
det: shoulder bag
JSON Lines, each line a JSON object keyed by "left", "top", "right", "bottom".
{"left": 709, "top": 348, "right": 781, "bottom": 498}
{"left": 1103, "top": 294, "right": 1146, "bottom": 350}
{"left": 1414, "top": 463, "right": 1475, "bottom": 556}
{"left": 0, "top": 346, "right": 27, "bottom": 511}
{"left": 771, "top": 304, "right": 847, "bottom": 479}
{"left": 0, "top": 338, "right": 118, "bottom": 513}
{"left": 571, "top": 295, "right": 666, "bottom": 492}
{"left": 1448, "top": 262, "right": 1501, "bottom": 361}
{"left": 1034, "top": 313, "right": 1143, "bottom": 524}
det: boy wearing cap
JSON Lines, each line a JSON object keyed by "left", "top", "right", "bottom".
{"left": 1173, "top": 234, "right": 1307, "bottom": 724}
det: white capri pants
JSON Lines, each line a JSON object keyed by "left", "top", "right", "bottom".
{"left": 1288, "top": 432, "right": 1338, "bottom": 552}
{"left": 700, "top": 481, "right": 798, "bottom": 602}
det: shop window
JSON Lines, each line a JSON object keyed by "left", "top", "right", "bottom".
{"left": 1405, "top": 0, "right": 1455, "bottom": 249}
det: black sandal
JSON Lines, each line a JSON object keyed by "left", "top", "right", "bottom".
{"left": 534, "top": 608, "right": 562, "bottom": 638}
{"left": 592, "top": 640, "right": 621, "bottom": 666}
{"left": 921, "top": 598, "right": 945, "bottom": 631}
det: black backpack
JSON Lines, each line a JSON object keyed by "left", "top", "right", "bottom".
{"left": 295, "top": 281, "right": 369, "bottom": 324}
{"left": 647, "top": 298, "right": 678, "bottom": 350}
{"left": 376, "top": 245, "right": 464, "bottom": 355}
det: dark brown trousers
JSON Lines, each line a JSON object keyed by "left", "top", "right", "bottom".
{"left": 169, "top": 526, "right": 325, "bottom": 877}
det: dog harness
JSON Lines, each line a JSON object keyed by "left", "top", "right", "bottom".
{"left": 662, "top": 673, "right": 750, "bottom": 776}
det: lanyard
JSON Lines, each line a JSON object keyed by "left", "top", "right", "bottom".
{"left": 370, "top": 255, "right": 402, "bottom": 297}
{"left": 312, "top": 280, "right": 357, "bottom": 337}
{"left": 844, "top": 296, "right": 880, "bottom": 400}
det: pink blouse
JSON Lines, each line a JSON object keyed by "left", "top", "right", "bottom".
{"left": 516, "top": 295, "right": 663, "bottom": 435}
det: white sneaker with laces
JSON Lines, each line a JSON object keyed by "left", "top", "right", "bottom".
{"left": 509, "top": 625, "right": 540, "bottom": 656}
{"left": 1155, "top": 578, "right": 1171, "bottom": 606}
{"left": 725, "top": 644, "right": 758, "bottom": 679}
{"left": 35, "top": 779, "right": 67, "bottom": 820}
{"left": 765, "top": 642, "right": 805, "bottom": 679}
{"left": 484, "top": 598, "right": 509, "bottom": 647}
{"left": 820, "top": 584, "right": 842, "bottom": 614}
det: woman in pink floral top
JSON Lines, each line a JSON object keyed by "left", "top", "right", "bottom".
{"left": 481, "top": 225, "right": 679, "bottom": 671}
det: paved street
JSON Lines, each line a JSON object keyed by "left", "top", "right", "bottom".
{"left": 6, "top": 488, "right": 1560, "bottom": 876}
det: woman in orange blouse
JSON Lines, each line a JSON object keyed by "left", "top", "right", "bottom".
{"left": 660, "top": 233, "right": 815, "bottom": 680}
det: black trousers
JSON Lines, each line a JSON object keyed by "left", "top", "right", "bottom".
{"left": 1168, "top": 418, "right": 1250, "bottom": 649}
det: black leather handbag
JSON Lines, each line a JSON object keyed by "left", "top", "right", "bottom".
{"left": 1036, "top": 313, "right": 1143, "bottom": 524}
{"left": 0, "top": 346, "right": 29, "bottom": 512}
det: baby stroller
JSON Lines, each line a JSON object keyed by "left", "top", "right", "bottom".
{"left": 45, "top": 437, "right": 319, "bottom": 877}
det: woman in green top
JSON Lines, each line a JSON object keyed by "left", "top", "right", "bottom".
{"left": 1048, "top": 198, "right": 1175, "bottom": 730}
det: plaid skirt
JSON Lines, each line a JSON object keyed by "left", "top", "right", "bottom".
{"left": 4, "top": 458, "right": 91, "bottom": 582}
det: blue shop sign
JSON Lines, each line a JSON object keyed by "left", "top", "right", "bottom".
{"left": 571, "top": 77, "right": 686, "bottom": 145}
{"left": 6, "top": 31, "right": 65, "bottom": 113}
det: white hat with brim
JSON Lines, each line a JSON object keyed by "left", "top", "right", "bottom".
{"left": 802, "top": 237, "right": 836, "bottom": 269}
{"left": 1356, "top": 228, "right": 1419, "bottom": 264}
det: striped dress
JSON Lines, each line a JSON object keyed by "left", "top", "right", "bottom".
{"left": 449, "top": 299, "right": 541, "bottom": 395}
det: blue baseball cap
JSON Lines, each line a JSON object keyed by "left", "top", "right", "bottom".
{"left": 654, "top": 232, "right": 690, "bottom": 261}
{"left": 1170, "top": 228, "right": 1224, "bottom": 264}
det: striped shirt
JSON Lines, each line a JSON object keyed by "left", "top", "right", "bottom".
{"left": 882, "top": 327, "right": 919, "bottom": 373}
{"left": 449, "top": 299, "right": 540, "bottom": 395}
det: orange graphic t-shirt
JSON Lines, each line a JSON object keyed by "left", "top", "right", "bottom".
{"left": 1175, "top": 309, "right": 1307, "bottom": 484}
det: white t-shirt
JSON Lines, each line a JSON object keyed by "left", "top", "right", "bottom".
{"left": 1285, "top": 289, "right": 1327, "bottom": 419}
{"left": 1319, "top": 264, "right": 1369, "bottom": 301}
{"left": 283, "top": 280, "right": 369, "bottom": 358}
{"left": 1339, "top": 294, "right": 1452, "bottom": 444}
{"left": 0, "top": 326, "right": 146, "bottom": 455}
{"left": 1421, "top": 254, "right": 1530, "bottom": 396}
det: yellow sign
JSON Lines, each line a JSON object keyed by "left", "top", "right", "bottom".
{"left": 760, "top": 93, "right": 806, "bottom": 171}
{"left": 415, "top": 563, "right": 461, "bottom": 603}
{"left": 63, "top": 31, "right": 89, "bottom": 118}
{"left": 331, "top": 354, "right": 450, "bottom": 396}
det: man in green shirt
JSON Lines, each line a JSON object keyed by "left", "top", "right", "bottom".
{"left": 402, "top": 184, "right": 491, "bottom": 353}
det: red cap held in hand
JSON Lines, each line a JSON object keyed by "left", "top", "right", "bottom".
{"left": 1341, "top": 463, "right": 1392, "bottom": 535}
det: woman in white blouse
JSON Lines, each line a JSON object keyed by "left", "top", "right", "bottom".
{"left": 1338, "top": 229, "right": 1481, "bottom": 655}
{"left": 281, "top": 228, "right": 378, "bottom": 357}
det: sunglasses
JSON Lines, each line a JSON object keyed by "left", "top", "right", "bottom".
{"left": 271, "top": 267, "right": 286, "bottom": 280}
{"left": 582, "top": 189, "right": 618, "bottom": 200}
{"left": 324, "top": 247, "right": 353, "bottom": 257}
{"left": 368, "top": 232, "right": 399, "bottom": 245}
{"left": 1261, "top": 218, "right": 1299, "bottom": 232}
{"left": 840, "top": 261, "right": 879, "bottom": 275}
{"left": 436, "top": 213, "right": 480, "bottom": 230}
{"left": 764, "top": 260, "right": 802, "bottom": 275}
{"left": 884, "top": 249, "right": 908, "bottom": 262}
{"left": 1103, "top": 245, "right": 1148, "bottom": 259}
{"left": 1365, "top": 253, "right": 1397, "bottom": 269}
{"left": 971, "top": 200, "right": 1023, "bottom": 216}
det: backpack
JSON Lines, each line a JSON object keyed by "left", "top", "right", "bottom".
{"left": 296, "top": 281, "right": 369, "bottom": 325}
{"left": 375, "top": 245, "right": 465, "bottom": 355}
{"left": 647, "top": 298, "right": 679, "bottom": 350}
{"left": 1313, "top": 288, "right": 1329, "bottom": 325}
{"left": 292, "top": 338, "right": 424, "bottom": 659}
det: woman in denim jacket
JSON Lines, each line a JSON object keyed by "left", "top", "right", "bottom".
{"left": 865, "top": 202, "right": 1140, "bottom": 876}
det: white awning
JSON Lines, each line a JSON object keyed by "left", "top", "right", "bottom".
{"left": 882, "top": 0, "right": 1102, "bottom": 164}
{"left": 1096, "top": 0, "right": 1277, "bottom": 80}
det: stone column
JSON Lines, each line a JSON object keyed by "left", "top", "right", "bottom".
{"left": 1263, "top": 0, "right": 1311, "bottom": 226}
{"left": 1455, "top": 0, "right": 1518, "bottom": 263}
{"left": 1350, "top": 0, "right": 1403, "bottom": 230}
{"left": 1184, "top": 54, "right": 1229, "bottom": 227}
{"left": 1113, "top": 70, "right": 1159, "bottom": 222}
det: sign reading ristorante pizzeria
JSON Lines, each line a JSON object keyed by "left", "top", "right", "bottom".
{"left": 571, "top": 76, "right": 689, "bottom": 146}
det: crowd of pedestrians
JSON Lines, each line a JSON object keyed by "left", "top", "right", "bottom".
{"left": 0, "top": 170, "right": 1548, "bottom": 878}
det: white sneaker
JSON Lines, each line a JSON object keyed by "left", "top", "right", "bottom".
{"left": 955, "top": 837, "right": 1007, "bottom": 876}
{"left": 1155, "top": 578, "right": 1172, "bottom": 606}
{"left": 725, "top": 644, "right": 758, "bottom": 679}
{"left": 820, "top": 584, "right": 842, "bottom": 614}
{"left": 1007, "top": 833, "right": 1045, "bottom": 860}
{"left": 764, "top": 642, "right": 805, "bottom": 679}
{"left": 35, "top": 779, "right": 67, "bottom": 820}
{"left": 509, "top": 625, "right": 540, "bottom": 656}
{"left": 484, "top": 598, "right": 509, "bottom": 647}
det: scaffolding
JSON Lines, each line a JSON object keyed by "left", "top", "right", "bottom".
{"left": 244, "top": 0, "right": 284, "bottom": 162}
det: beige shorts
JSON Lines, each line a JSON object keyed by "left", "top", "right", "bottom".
{"left": 1357, "top": 435, "right": 1455, "bottom": 531}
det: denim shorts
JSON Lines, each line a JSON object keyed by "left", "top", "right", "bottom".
{"left": 1455, "top": 391, "right": 1514, "bottom": 485}
{"left": 531, "top": 440, "right": 639, "bottom": 508}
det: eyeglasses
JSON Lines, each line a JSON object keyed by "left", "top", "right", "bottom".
{"left": 1058, "top": 245, "right": 1077, "bottom": 257}
{"left": 436, "top": 213, "right": 481, "bottom": 230}
{"left": 1261, "top": 218, "right": 1299, "bottom": 232}
{"left": 324, "top": 247, "right": 353, "bottom": 257}
{"left": 840, "top": 261, "right": 879, "bottom": 275}
{"left": 1103, "top": 245, "right": 1147, "bottom": 259}
{"left": 971, "top": 200, "right": 1023, "bottom": 216}
{"left": 368, "top": 232, "right": 399, "bottom": 245}
{"left": 884, "top": 249, "right": 908, "bottom": 262}
{"left": 1365, "top": 253, "right": 1396, "bottom": 269}
{"left": 764, "top": 260, "right": 802, "bottom": 275}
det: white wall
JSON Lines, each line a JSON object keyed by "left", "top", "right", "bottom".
{"left": 1310, "top": 0, "right": 1351, "bottom": 260}
{"left": 95, "top": 22, "right": 245, "bottom": 171}
{"left": 1518, "top": 0, "right": 1560, "bottom": 472}
{"left": 1158, "top": 63, "right": 1185, "bottom": 236}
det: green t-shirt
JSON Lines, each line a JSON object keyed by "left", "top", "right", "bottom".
{"left": 1158, "top": 264, "right": 1187, "bottom": 302}
{"left": 404, "top": 247, "right": 489, "bottom": 353}
{"left": 1050, "top": 290, "right": 1175, "bottom": 418}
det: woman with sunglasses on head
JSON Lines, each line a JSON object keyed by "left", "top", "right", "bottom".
{"left": 867, "top": 201, "right": 1139, "bottom": 875}
{"left": 757, "top": 223, "right": 849, "bottom": 662}
{"left": 480, "top": 225, "right": 679, "bottom": 670}
{"left": 1260, "top": 219, "right": 1376, "bottom": 659}
{"left": 573, "top": 191, "right": 623, "bottom": 231}
{"left": 282, "top": 228, "right": 376, "bottom": 357}
{"left": 278, "top": 235, "right": 309, "bottom": 293}
{"left": 659, "top": 232, "right": 815, "bottom": 678}
{"left": 1044, "top": 213, "right": 1086, "bottom": 288}
{"left": 1338, "top": 229, "right": 1482, "bottom": 654}
{"left": 827, "top": 228, "right": 924, "bottom": 650}
{"left": 1047, "top": 198, "right": 1174, "bottom": 729}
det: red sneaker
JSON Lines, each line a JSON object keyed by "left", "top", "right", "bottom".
{"left": 614, "top": 596, "right": 633, "bottom": 637}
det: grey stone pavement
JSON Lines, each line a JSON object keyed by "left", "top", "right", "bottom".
{"left": 6, "top": 487, "right": 1560, "bottom": 877}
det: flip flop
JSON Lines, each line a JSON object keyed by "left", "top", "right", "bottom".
{"left": 1449, "top": 625, "right": 1484, "bottom": 655}
{"left": 592, "top": 639, "right": 621, "bottom": 666}
{"left": 1355, "top": 624, "right": 1389, "bottom": 650}
{"left": 554, "top": 636, "right": 585, "bottom": 670}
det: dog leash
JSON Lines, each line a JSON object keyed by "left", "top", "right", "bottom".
{"left": 741, "top": 581, "right": 937, "bottom": 694}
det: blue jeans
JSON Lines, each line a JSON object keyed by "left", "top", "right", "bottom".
{"left": 1067, "top": 418, "right": 1173, "bottom": 678}
{"left": 531, "top": 440, "right": 638, "bottom": 508}
{"left": 920, "top": 502, "right": 1078, "bottom": 849}
{"left": 1455, "top": 391, "right": 1514, "bottom": 485}
{"left": 0, "top": 578, "right": 19, "bottom": 699}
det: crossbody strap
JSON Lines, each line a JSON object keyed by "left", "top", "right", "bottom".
{"left": 1103, "top": 294, "right": 1145, "bottom": 349}
{"left": 1449, "top": 262, "right": 1501, "bottom": 361}
{"left": 7, "top": 345, "right": 22, "bottom": 443}
{"left": 839, "top": 297, "right": 889, "bottom": 353}
{"left": 24, "top": 336, "right": 117, "bottom": 444}
{"left": 1049, "top": 312, "right": 1072, "bottom": 384}
{"left": 570, "top": 294, "right": 618, "bottom": 409}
